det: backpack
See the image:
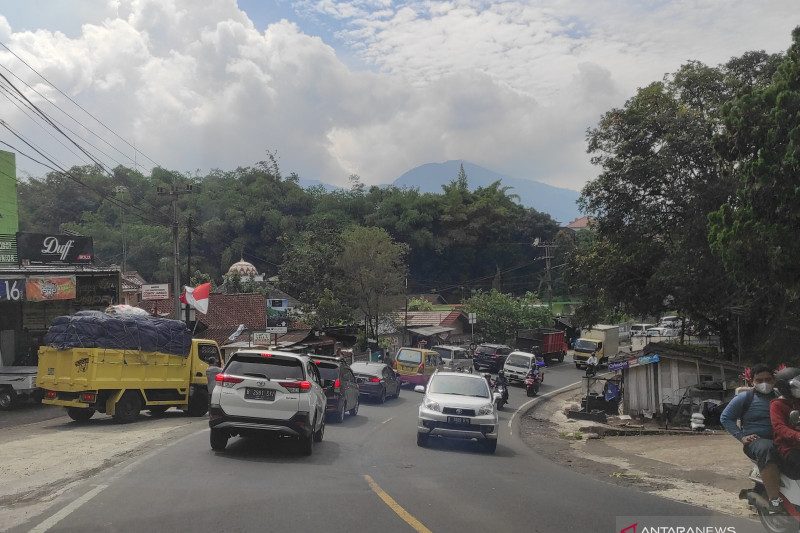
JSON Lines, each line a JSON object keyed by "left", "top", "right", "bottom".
{"left": 740, "top": 388, "right": 777, "bottom": 416}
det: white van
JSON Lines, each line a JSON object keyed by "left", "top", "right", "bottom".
{"left": 503, "top": 351, "right": 545, "bottom": 385}
{"left": 630, "top": 323, "right": 656, "bottom": 337}
{"left": 432, "top": 345, "right": 473, "bottom": 373}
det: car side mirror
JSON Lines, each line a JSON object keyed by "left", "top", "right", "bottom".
{"left": 790, "top": 410, "right": 800, "bottom": 427}
{"left": 414, "top": 385, "right": 425, "bottom": 393}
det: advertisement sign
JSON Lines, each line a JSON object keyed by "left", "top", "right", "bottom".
{"left": 608, "top": 360, "right": 629, "bottom": 372}
{"left": 17, "top": 232, "right": 93, "bottom": 265}
{"left": 251, "top": 331, "right": 272, "bottom": 344}
{"left": 0, "top": 278, "right": 26, "bottom": 301}
{"left": 267, "top": 299, "right": 288, "bottom": 333}
{"left": 25, "top": 276, "right": 77, "bottom": 301}
{"left": 141, "top": 284, "right": 170, "bottom": 301}
{"left": 0, "top": 235, "right": 17, "bottom": 264}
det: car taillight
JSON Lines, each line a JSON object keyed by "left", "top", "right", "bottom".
{"left": 45, "top": 390, "right": 56, "bottom": 399}
{"left": 418, "top": 363, "right": 424, "bottom": 374}
{"left": 280, "top": 381, "right": 312, "bottom": 393}
{"left": 370, "top": 377, "right": 380, "bottom": 383}
{"left": 81, "top": 392, "right": 96, "bottom": 403}
{"left": 393, "top": 361, "right": 397, "bottom": 368}
{"left": 216, "top": 374, "right": 244, "bottom": 388}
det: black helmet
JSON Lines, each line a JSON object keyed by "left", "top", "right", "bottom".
{"left": 498, "top": 369, "right": 505, "bottom": 378}
{"left": 775, "top": 367, "right": 800, "bottom": 398}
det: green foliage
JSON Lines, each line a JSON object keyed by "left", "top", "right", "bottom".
{"left": 407, "top": 297, "right": 434, "bottom": 311}
{"left": 304, "top": 288, "right": 353, "bottom": 330}
{"left": 463, "top": 289, "right": 552, "bottom": 344}
{"left": 572, "top": 45, "right": 786, "bottom": 359}
{"left": 709, "top": 27, "right": 800, "bottom": 361}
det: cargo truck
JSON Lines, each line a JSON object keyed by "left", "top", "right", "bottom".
{"left": 572, "top": 325, "right": 619, "bottom": 368}
{"left": 37, "top": 311, "right": 222, "bottom": 423}
{"left": 515, "top": 328, "right": 567, "bottom": 364}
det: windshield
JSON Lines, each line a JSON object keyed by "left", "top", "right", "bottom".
{"left": 428, "top": 376, "right": 489, "bottom": 398}
{"left": 314, "top": 362, "right": 339, "bottom": 380}
{"left": 506, "top": 354, "right": 532, "bottom": 367}
{"left": 574, "top": 339, "right": 598, "bottom": 351}
{"left": 396, "top": 349, "right": 422, "bottom": 364}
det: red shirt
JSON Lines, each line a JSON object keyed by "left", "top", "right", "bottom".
{"left": 770, "top": 398, "right": 800, "bottom": 456}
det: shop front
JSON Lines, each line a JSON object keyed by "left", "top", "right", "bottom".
{"left": 0, "top": 232, "right": 120, "bottom": 367}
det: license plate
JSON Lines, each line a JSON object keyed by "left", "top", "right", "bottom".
{"left": 447, "top": 416, "right": 470, "bottom": 425}
{"left": 244, "top": 388, "right": 276, "bottom": 401}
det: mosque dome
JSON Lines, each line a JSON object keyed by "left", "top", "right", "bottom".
{"left": 227, "top": 258, "right": 259, "bottom": 277}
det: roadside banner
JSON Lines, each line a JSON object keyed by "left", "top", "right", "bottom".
{"left": 25, "top": 276, "right": 76, "bottom": 301}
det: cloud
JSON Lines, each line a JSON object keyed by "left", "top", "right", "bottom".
{"left": 0, "top": 0, "right": 796, "bottom": 191}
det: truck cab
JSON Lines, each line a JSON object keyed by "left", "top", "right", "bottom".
{"left": 573, "top": 338, "right": 603, "bottom": 368}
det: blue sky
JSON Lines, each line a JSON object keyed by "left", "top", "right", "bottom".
{"left": 0, "top": 0, "right": 796, "bottom": 192}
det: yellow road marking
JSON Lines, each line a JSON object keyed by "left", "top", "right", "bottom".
{"left": 381, "top": 417, "right": 394, "bottom": 425}
{"left": 364, "top": 475, "right": 433, "bottom": 533}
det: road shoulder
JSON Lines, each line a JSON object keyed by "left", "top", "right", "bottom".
{"left": 518, "top": 388, "right": 754, "bottom": 518}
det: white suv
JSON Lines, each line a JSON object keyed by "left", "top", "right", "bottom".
{"left": 208, "top": 350, "right": 327, "bottom": 455}
{"left": 416, "top": 371, "right": 499, "bottom": 453}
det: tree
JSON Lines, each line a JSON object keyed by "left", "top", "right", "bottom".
{"left": 463, "top": 290, "right": 552, "bottom": 344}
{"left": 277, "top": 230, "right": 342, "bottom": 304}
{"left": 709, "top": 27, "right": 800, "bottom": 361}
{"left": 573, "top": 50, "right": 782, "bottom": 358}
{"left": 337, "top": 226, "right": 409, "bottom": 342}
{"left": 304, "top": 288, "right": 353, "bottom": 330}
{"left": 407, "top": 297, "right": 434, "bottom": 311}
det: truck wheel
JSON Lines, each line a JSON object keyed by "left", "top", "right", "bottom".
{"left": 210, "top": 428, "right": 228, "bottom": 451}
{"left": 0, "top": 389, "right": 15, "bottom": 410}
{"left": 187, "top": 387, "right": 209, "bottom": 417}
{"left": 112, "top": 391, "right": 141, "bottom": 423}
{"left": 558, "top": 353, "right": 565, "bottom": 363}
{"left": 67, "top": 407, "right": 95, "bottom": 422}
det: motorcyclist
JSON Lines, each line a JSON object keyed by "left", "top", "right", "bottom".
{"left": 495, "top": 370, "right": 509, "bottom": 404}
{"left": 585, "top": 353, "right": 598, "bottom": 376}
{"left": 771, "top": 368, "right": 800, "bottom": 485}
{"left": 720, "top": 363, "right": 781, "bottom": 513}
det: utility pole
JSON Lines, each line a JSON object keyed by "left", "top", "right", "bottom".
{"left": 114, "top": 186, "right": 128, "bottom": 273}
{"left": 185, "top": 214, "right": 203, "bottom": 325}
{"left": 533, "top": 238, "right": 556, "bottom": 309}
{"left": 158, "top": 184, "right": 193, "bottom": 320}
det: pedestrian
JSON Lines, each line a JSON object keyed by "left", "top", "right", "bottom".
{"left": 720, "top": 363, "right": 782, "bottom": 513}
{"left": 205, "top": 357, "right": 222, "bottom": 398}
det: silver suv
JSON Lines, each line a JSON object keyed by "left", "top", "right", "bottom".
{"left": 416, "top": 371, "right": 499, "bottom": 453}
{"left": 208, "top": 350, "right": 327, "bottom": 455}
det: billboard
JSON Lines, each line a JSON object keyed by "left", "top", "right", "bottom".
{"left": 26, "top": 276, "right": 77, "bottom": 301}
{"left": 17, "top": 232, "right": 93, "bottom": 265}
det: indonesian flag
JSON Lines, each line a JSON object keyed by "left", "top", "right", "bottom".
{"left": 180, "top": 282, "right": 211, "bottom": 314}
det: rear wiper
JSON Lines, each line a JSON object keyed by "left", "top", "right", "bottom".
{"left": 243, "top": 373, "right": 270, "bottom": 380}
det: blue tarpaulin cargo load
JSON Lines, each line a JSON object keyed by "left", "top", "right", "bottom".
{"left": 43, "top": 311, "right": 193, "bottom": 357}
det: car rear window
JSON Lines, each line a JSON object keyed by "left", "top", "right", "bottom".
{"left": 432, "top": 348, "right": 450, "bottom": 359}
{"left": 476, "top": 346, "right": 496, "bottom": 355}
{"left": 351, "top": 363, "right": 381, "bottom": 377}
{"left": 396, "top": 349, "right": 422, "bottom": 364}
{"left": 225, "top": 355, "right": 304, "bottom": 380}
{"left": 314, "top": 361, "right": 339, "bottom": 380}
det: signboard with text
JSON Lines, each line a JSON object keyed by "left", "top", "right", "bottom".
{"left": 251, "top": 331, "right": 272, "bottom": 345}
{"left": 0, "top": 235, "right": 17, "bottom": 264}
{"left": 0, "top": 278, "right": 26, "bottom": 301}
{"left": 17, "top": 232, "right": 93, "bottom": 265}
{"left": 141, "top": 284, "right": 170, "bottom": 301}
{"left": 25, "top": 276, "right": 77, "bottom": 301}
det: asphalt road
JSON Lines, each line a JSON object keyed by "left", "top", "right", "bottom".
{"left": 6, "top": 362, "right": 766, "bottom": 533}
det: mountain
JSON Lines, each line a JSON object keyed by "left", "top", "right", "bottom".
{"left": 392, "top": 161, "right": 581, "bottom": 225}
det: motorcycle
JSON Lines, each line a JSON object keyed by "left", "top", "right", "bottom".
{"left": 585, "top": 361, "right": 598, "bottom": 378}
{"left": 493, "top": 371, "right": 509, "bottom": 409}
{"left": 525, "top": 369, "right": 542, "bottom": 397}
{"left": 741, "top": 410, "right": 800, "bottom": 532}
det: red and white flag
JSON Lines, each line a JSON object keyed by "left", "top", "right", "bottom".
{"left": 180, "top": 282, "right": 211, "bottom": 314}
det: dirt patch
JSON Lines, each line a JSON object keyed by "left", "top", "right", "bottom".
{"left": 519, "top": 393, "right": 755, "bottom": 518}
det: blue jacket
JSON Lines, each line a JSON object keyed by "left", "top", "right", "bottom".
{"left": 720, "top": 390, "right": 774, "bottom": 442}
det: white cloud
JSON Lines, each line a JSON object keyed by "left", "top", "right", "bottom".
{"left": 0, "top": 0, "right": 796, "bottom": 191}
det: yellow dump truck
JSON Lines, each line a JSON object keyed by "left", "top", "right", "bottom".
{"left": 37, "top": 311, "right": 221, "bottom": 423}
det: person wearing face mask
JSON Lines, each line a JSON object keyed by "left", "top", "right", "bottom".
{"left": 721, "top": 364, "right": 781, "bottom": 512}
{"left": 771, "top": 368, "right": 800, "bottom": 485}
